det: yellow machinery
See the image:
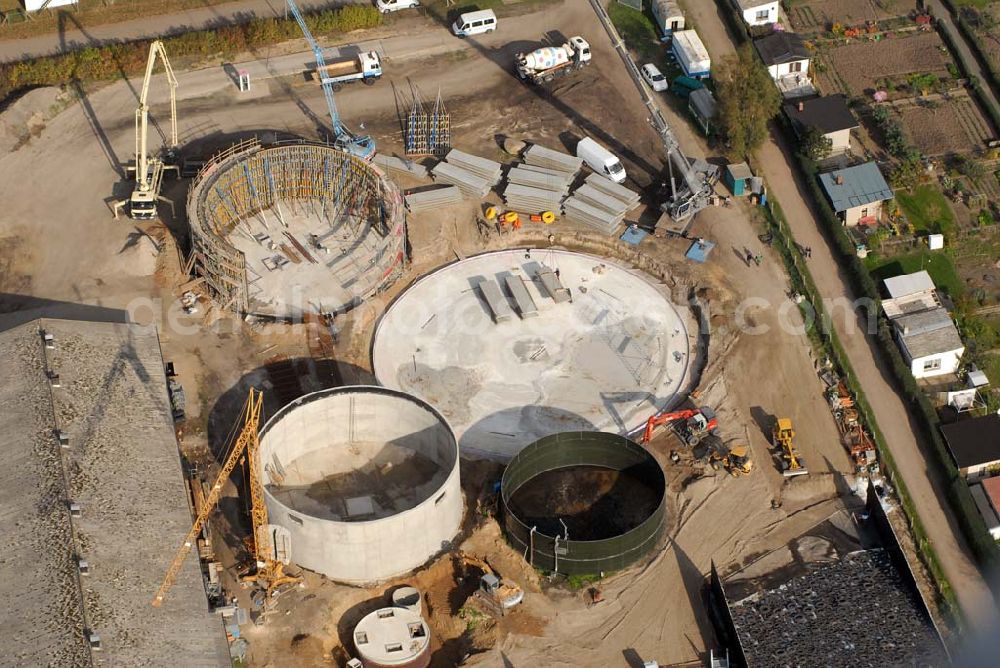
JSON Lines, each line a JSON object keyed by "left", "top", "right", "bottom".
{"left": 458, "top": 552, "right": 524, "bottom": 616}
{"left": 723, "top": 444, "right": 753, "bottom": 477}
{"left": 773, "top": 417, "right": 808, "bottom": 477}
{"left": 126, "top": 40, "right": 179, "bottom": 220}
{"left": 153, "top": 388, "right": 299, "bottom": 607}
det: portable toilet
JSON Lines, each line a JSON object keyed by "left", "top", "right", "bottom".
{"left": 724, "top": 163, "right": 754, "bottom": 196}
{"left": 652, "top": 0, "right": 685, "bottom": 41}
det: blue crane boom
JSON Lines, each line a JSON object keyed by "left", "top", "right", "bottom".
{"left": 286, "top": 0, "right": 375, "bottom": 159}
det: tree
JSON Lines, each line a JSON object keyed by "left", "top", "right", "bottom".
{"left": 714, "top": 45, "right": 782, "bottom": 159}
{"left": 801, "top": 125, "right": 833, "bottom": 161}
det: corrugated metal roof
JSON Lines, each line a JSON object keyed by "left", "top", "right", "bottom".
{"left": 818, "top": 162, "right": 893, "bottom": 213}
{"left": 884, "top": 270, "right": 935, "bottom": 300}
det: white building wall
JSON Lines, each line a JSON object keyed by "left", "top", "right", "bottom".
{"left": 842, "top": 200, "right": 882, "bottom": 226}
{"left": 910, "top": 348, "right": 964, "bottom": 379}
{"left": 742, "top": 2, "right": 778, "bottom": 26}
{"left": 768, "top": 58, "right": 811, "bottom": 80}
{"left": 826, "top": 127, "right": 852, "bottom": 153}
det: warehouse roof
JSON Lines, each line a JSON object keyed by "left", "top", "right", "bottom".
{"left": 755, "top": 32, "right": 809, "bottom": 65}
{"left": 784, "top": 95, "right": 858, "bottom": 134}
{"left": 941, "top": 414, "right": 1000, "bottom": 469}
{"left": 819, "top": 162, "right": 893, "bottom": 212}
{"left": 894, "top": 307, "right": 964, "bottom": 359}
{"left": 0, "top": 314, "right": 228, "bottom": 667}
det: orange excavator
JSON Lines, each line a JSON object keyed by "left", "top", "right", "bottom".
{"left": 640, "top": 406, "right": 718, "bottom": 446}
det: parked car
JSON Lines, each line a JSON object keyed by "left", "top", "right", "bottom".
{"left": 451, "top": 9, "right": 497, "bottom": 37}
{"left": 640, "top": 63, "right": 668, "bottom": 92}
{"left": 374, "top": 0, "right": 419, "bottom": 13}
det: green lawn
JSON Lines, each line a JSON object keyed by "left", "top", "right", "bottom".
{"left": 607, "top": 1, "right": 662, "bottom": 62}
{"left": 896, "top": 185, "right": 957, "bottom": 237}
{"left": 865, "top": 249, "right": 965, "bottom": 300}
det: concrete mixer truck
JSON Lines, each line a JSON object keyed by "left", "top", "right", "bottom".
{"left": 515, "top": 36, "right": 592, "bottom": 84}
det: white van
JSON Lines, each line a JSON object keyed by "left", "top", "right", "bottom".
{"left": 576, "top": 137, "right": 626, "bottom": 183}
{"left": 451, "top": 9, "right": 497, "bottom": 37}
{"left": 374, "top": 0, "right": 419, "bottom": 13}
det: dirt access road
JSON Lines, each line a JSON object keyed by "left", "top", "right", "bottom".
{"left": 683, "top": 0, "right": 1000, "bottom": 634}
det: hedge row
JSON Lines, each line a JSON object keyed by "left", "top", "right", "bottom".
{"left": 0, "top": 4, "right": 382, "bottom": 103}
{"left": 931, "top": 5, "right": 1000, "bottom": 137}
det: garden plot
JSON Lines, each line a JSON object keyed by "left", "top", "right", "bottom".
{"left": 816, "top": 32, "right": 953, "bottom": 95}
{"left": 893, "top": 93, "right": 995, "bottom": 156}
{"left": 968, "top": 5, "right": 1000, "bottom": 75}
{"left": 789, "top": 0, "right": 918, "bottom": 33}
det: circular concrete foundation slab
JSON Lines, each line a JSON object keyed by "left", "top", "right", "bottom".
{"left": 372, "top": 249, "right": 697, "bottom": 460}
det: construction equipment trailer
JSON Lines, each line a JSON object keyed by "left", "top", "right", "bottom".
{"left": 153, "top": 388, "right": 299, "bottom": 611}
{"left": 588, "top": 0, "right": 718, "bottom": 232}
{"left": 287, "top": 0, "right": 375, "bottom": 159}
{"left": 125, "top": 40, "right": 179, "bottom": 220}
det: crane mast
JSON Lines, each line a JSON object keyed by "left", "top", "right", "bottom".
{"left": 286, "top": 0, "right": 375, "bottom": 159}
{"left": 588, "top": 0, "right": 717, "bottom": 227}
{"left": 153, "top": 388, "right": 295, "bottom": 607}
{"left": 127, "top": 40, "right": 178, "bottom": 220}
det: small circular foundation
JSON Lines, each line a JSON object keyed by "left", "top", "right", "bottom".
{"left": 500, "top": 431, "right": 666, "bottom": 575}
{"left": 259, "top": 386, "right": 462, "bottom": 584}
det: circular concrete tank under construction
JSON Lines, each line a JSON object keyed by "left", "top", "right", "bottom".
{"left": 259, "top": 386, "right": 462, "bottom": 584}
{"left": 500, "top": 431, "right": 666, "bottom": 575}
{"left": 187, "top": 138, "right": 406, "bottom": 319}
{"left": 353, "top": 606, "right": 431, "bottom": 668}
{"left": 372, "top": 248, "right": 697, "bottom": 460}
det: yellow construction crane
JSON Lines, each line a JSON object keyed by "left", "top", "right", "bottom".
{"left": 125, "top": 40, "right": 179, "bottom": 221}
{"left": 152, "top": 388, "right": 298, "bottom": 607}
{"left": 773, "top": 417, "right": 808, "bottom": 477}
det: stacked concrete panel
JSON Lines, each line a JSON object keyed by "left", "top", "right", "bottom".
{"left": 537, "top": 267, "right": 571, "bottom": 303}
{"left": 431, "top": 161, "right": 492, "bottom": 197}
{"left": 562, "top": 196, "right": 625, "bottom": 234}
{"left": 506, "top": 166, "right": 572, "bottom": 194}
{"left": 501, "top": 183, "right": 565, "bottom": 213}
{"left": 477, "top": 279, "right": 514, "bottom": 323}
{"left": 505, "top": 275, "right": 539, "bottom": 318}
{"left": 405, "top": 185, "right": 462, "bottom": 212}
{"left": 585, "top": 173, "right": 641, "bottom": 209}
{"left": 523, "top": 143, "right": 583, "bottom": 176}
{"left": 444, "top": 149, "right": 503, "bottom": 186}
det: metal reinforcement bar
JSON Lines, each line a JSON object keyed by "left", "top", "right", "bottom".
{"left": 501, "top": 431, "right": 666, "bottom": 575}
{"left": 187, "top": 138, "right": 406, "bottom": 315}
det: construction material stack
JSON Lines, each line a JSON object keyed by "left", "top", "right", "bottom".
{"left": 404, "top": 185, "right": 463, "bottom": 212}
{"left": 431, "top": 149, "right": 502, "bottom": 198}
{"left": 372, "top": 153, "right": 429, "bottom": 179}
{"left": 523, "top": 143, "right": 584, "bottom": 174}
{"left": 562, "top": 173, "right": 641, "bottom": 234}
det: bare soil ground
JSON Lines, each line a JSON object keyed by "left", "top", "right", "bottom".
{"left": 789, "top": 0, "right": 918, "bottom": 33}
{"left": 816, "top": 31, "right": 953, "bottom": 95}
{"left": 892, "top": 91, "right": 995, "bottom": 155}
{"left": 0, "top": 2, "right": 903, "bottom": 666}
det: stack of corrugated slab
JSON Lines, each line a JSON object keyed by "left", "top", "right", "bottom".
{"left": 372, "top": 154, "right": 430, "bottom": 179}
{"left": 445, "top": 149, "right": 502, "bottom": 186}
{"left": 405, "top": 185, "right": 462, "bottom": 212}
{"left": 506, "top": 166, "right": 572, "bottom": 194}
{"left": 523, "top": 143, "right": 583, "bottom": 176}
{"left": 562, "top": 197, "right": 623, "bottom": 234}
{"left": 505, "top": 275, "right": 539, "bottom": 318}
{"left": 476, "top": 279, "right": 514, "bottom": 323}
{"left": 501, "top": 183, "right": 564, "bottom": 213}
{"left": 431, "top": 161, "right": 491, "bottom": 197}
{"left": 585, "top": 173, "right": 641, "bottom": 210}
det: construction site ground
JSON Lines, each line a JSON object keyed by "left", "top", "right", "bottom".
{"left": 0, "top": 1, "right": 962, "bottom": 665}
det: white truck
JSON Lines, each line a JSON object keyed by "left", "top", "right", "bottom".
{"left": 314, "top": 50, "right": 382, "bottom": 91}
{"left": 515, "top": 36, "right": 591, "bottom": 84}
